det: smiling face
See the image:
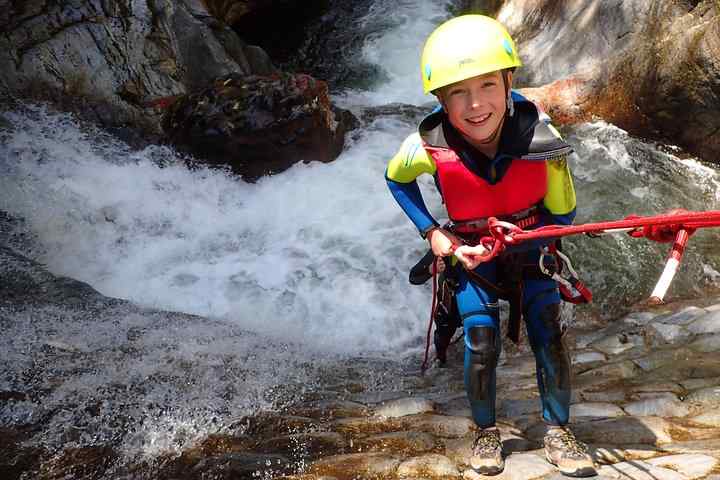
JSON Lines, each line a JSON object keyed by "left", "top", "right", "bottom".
{"left": 437, "top": 70, "right": 511, "bottom": 155}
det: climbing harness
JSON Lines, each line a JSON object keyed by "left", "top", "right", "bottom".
{"left": 419, "top": 209, "right": 720, "bottom": 371}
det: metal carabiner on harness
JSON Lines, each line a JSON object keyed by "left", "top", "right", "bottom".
{"left": 539, "top": 245, "right": 592, "bottom": 304}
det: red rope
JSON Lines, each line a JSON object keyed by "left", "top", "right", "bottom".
{"left": 420, "top": 257, "right": 438, "bottom": 373}
{"left": 478, "top": 210, "right": 720, "bottom": 261}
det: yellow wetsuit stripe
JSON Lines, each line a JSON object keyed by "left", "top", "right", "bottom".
{"left": 544, "top": 155, "right": 576, "bottom": 215}
{"left": 386, "top": 133, "right": 436, "bottom": 183}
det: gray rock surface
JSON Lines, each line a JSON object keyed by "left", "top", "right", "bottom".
{"left": 0, "top": 0, "right": 277, "bottom": 133}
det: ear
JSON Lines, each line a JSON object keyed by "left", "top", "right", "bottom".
{"left": 505, "top": 70, "right": 514, "bottom": 88}
{"left": 435, "top": 92, "right": 448, "bottom": 113}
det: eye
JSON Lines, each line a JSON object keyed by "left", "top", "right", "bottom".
{"left": 482, "top": 81, "right": 497, "bottom": 88}
{"left": 448, "top": 88, "right": 466, "bottom": 96}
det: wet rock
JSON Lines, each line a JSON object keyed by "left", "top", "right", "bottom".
{"left": 578, "top": 360, "right": 640, "bottom": 379}
{"left": 689, "top": 411, "right": 720, "bottom": 427}
{"left": 531, "top": 417, "right": 674, "bottom": 445}
{"left": 680, "top": 377, "right": 720, "bottom": 391}
{"left": 623, "top": 393, "right": 691, "bottom": 418}
{"left": 580, "top": 389, "right": 627, "bottom": 404}
{"left": 684, "top": 385, "right": 720, "bottom": 414}
{"left": 513, "top": 0, "right": 720, "bottom": 164}
{"left": 252, "top": 432, "right": 347, "bottom": 458}
{"left": 241, "top": 413, "right": 319, "bottom": 436}
{"left": 688, "top": 334, "right": 720, "bottom": 353}
{"left": 500, "top": 398, "right": 541, "bottom": 418}
{"left": 399, "top": 414, "right": 476, "bottom": 439}
{"left": 292, "top": 400, "right": 369, "bottom": 420}
{"left": 656, "top": 307, "right": 707, "bottom": 326}
{"left": 590, "top": 444, "right": 663, "bottom": 464}
{"left": 660, "top": 438, "right": 720, "bottom": 455}
{"left": 0, "top": 0, "right": 279, "bottom": 135}
{"left": 632, "top": 349, "right": 693, "bottom": 372}
{"left": 360, "top": 103, "right": 433, "bottom": 125}
{"left": 646, "top": 453, "right": 719, "bottom": 479}
{"left": 463, "top": 452, "right": 554, "bottom": 480}
{"left": 570, "top": 402, "right": 626, "bottom": 419}
{"left": 596, "top": 460, "right": 686, "bottom": 480}
{"left": 646, "top": 323, "right": 691, "bottom": 345}
{"left": 192, "top": 452, "right": 292, "bottom": 478}
{"left": 373, "top": 397, "right": 435, "bottom": 418}
{"left": 350, "top": 391, "right": 409, "bottom": 405}
{"left": 588, "top": 333, "right": 639, "bottom": 355}
{"left": 622, "top": 311, "right": 662, "bottom": 327}
{"left": 352, "top": 431, "right": 436, "bottom": 455}
{"left": 497, "top": 355, "right": 537, "bottom": 378}
{"left": 38, "top": 446, "right": 116, "bottom": 480}
{"left": 687, "top": 310, "right": 720, "bottom": 335}
{"left": 306, "top": 452, "right": 401, "bottom": 480}
{"left": 630, "top": 382, "right": 684, "bottom": 396}
{"left": 396, "top": 453, "right": 460, "bottom": 478}
{"left": 572, "top": 351, "right": 607, "bottom": 365}
{"left": 163, "top": 73, "right": 358, "bottom": 181}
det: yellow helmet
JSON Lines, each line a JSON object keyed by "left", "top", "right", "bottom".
{"left": 421, "top": 15, "right": 522, "bottom": 94}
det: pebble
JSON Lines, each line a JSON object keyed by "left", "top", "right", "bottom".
{"left": 622, "top": 393, "right": 690, "bottom": 418}
{"left": 374, "top": 397, "right": 435, "bottom": 418}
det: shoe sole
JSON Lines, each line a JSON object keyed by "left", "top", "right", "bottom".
{"left": 546, "top": 453, "right": 597, "bottom": 478}
{"left": 471, "top": 465, "right": 504, "bottom": 476}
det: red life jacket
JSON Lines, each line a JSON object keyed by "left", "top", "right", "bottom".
{"left": 425, "top": 145, "right": 547, "bottom": 232}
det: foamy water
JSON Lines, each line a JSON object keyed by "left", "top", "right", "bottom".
{"left": 1, "top": 0, "right": 720, "bottom": 462}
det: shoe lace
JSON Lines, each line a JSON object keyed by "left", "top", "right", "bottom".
{"left": 549, "top": 427, "right": 588, "bottom": 455}
{"left": 473, "top": 429, "right": 501, "bottom": 454}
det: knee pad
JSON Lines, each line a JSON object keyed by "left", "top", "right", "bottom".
{"left": 540, "top": 303, "right": 565, "bottom": 340}
{"left": 466, "top": 326, "right": 500, "bottom": 401}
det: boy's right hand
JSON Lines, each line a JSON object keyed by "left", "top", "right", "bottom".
{"left": 427, "top": 228, "right": 462, "bottom": 258}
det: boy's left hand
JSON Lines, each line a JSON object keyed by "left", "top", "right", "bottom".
{"left": 454, "top": 244, "right": 491, "bottom": 270}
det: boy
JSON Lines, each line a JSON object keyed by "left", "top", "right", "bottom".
{"left": 385, "top": 15, "right": 596, "bottom": 477}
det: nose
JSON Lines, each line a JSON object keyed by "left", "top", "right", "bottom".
{"left": 469, "top": 89, "right": 484, "bottom": 109}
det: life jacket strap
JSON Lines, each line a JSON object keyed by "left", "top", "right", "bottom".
{"left": 449, "top": 206, "right": 540, "bottom": 237}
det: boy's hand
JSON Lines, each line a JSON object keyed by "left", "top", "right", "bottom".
{"left": 428, "top": 228, "right": 462, "bottom": 257}
{"left": 454, "top": 244, "right": 491, "bottom": 270}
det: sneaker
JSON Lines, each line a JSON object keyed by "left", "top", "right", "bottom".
{"left": 469, "top": 427, "right": 504, "bottom": 475}
{"left": 544, "top": 426, "right": 597, "bottom": 477}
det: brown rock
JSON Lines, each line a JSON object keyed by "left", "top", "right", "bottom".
{"left": 518, "top": 1, "right": 720, "bottom": 164}
{"left": 163, "top": 73, "right": 357, "bottom": 181}
{"left": 307, "top": 452, "right": 402, "bottom": 480}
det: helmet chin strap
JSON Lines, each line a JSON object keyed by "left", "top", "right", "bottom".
{"left": 474, "top": 70, "right": 512, "bottom": 145}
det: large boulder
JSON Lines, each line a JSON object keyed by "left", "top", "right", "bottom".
{"left": 162, "top": 72, "right": 358, "bottom": 180}
{"left": 0, "top": 0, "right": 277, "bottom": 134}
{"left": 495, "top": 0, "right": 720, "bottom": 164}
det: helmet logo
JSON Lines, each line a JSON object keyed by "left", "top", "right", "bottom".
{"left": 503, "top": 38, "right": 514, "bottom": 58}
{"left": 424, "top": 64, "right": 432, "bottom": 81}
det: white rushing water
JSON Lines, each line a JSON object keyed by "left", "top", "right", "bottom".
{"left": 0, "top": 0, "right": 455, "bottom": 458}
{"left": 1, "top": 0, "right": 720, "bottom": 462}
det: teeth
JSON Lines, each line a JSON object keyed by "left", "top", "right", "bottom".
{"left": 468, "top": 113, "right": 491, "bottom": 123}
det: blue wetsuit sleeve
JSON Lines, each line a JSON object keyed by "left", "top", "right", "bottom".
{"left": 386, "top": 174, "right": 438, "bottom": 234}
